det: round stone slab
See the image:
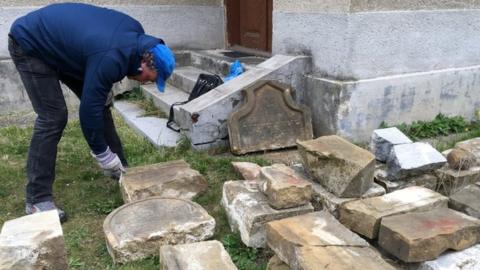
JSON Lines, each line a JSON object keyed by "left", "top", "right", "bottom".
{"left": 103, "top": 197, "right": 215, "bottom": 264}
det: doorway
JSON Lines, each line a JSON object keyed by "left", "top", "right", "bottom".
{"left": 225, "top": 0, "right": 273, "bottom": 53}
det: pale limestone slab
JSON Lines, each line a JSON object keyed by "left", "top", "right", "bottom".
{"left": 232, "top": 161, "right": 262, "bottom": 180}
{"left": 160, "top": 240, "right": 237, "bottom": 270}
{"left": 104, "top": 197, "right": 215, "bottom": 264}
{"left": 449, "top": 184, "right": 480, "bottom": 218}
{"left": 221, "top": 180, "right": 313, "bottom": 248}
{"left": 298, "top": 135, "right": 375, "bottom": 198}
{"left": 370, "top": 127, "right": 412, "bottom": 162}
{"left": 379, "top": 208, "right": 480, "bottom": 262}
{"left": 0, "top": 211, "right": 68, "bottom": 270}
{"left": 339, "top": 186, "right": 448, "bottom": 239}
{"left": 410, "top": 244, "right": 480, "bottom": 270}
{"left": 119, "top": 159, "right": 208, "bottom": 203}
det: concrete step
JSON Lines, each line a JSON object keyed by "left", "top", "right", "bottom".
{"left": 168, "top": 66, "right": 212, "bottom": 94}
{"left": 113, "top": 100, "right": 181, "bottom": 148}
{"left": 141, "top": 83, "right": 189, "bottom": 116}
{"left": 189, "top": 50, "right": 266, "bottom": 76}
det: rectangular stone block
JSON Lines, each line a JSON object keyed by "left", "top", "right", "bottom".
{"left": 160, "top": 240, "right": 237, "bottom": 270}
{"left": 266, "top": 211, "right": 395, "bottom": 270}
{"left": 370, "top": 127, "right": 412, "bottom": 162}
{"left": 410, "top": 244, "right": 480, "bottom": 270}
{"left": 339, "top": 186, "right": 448, "bottom": 239}
{"left": 221, "top": 180, "right": 313, "bottom": 248}
{"left": 119, "top": 159, "right": 208, "bottom": 203}
{"left": 0, "top": 211, "right": 68, "bottom": 270}
{"left": 298, "top": 135, "right": 375, "bottom": 198}
{"left": 435, "top": 165, "right": 480, "bottom": 195}
{"left": 232, "top": 161, "right": 262, "bottom": 180}
{"left": 375, "top": 163, "right": 438, "bottom": 192}
{"left": 387, "top": 142, "right": 446, "bottom": 180}
{"left": 379, "top": 208, "right": 480, "bottom": 262}
{"left": 261, "top": 164, "right": 313, "bottom": 209}
{"left": 449, "top": 184, "right": 480, "bottom": 218}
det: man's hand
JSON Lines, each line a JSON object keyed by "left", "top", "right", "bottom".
{"left": 92, "top": 147, "right": 125, "bottom": 180}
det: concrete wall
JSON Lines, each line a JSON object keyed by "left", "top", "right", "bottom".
{"left": 273, "top": 0, "right": 480, "bottom": 142}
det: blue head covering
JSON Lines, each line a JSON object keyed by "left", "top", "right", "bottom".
{"left": 149, "top": 44, "right": 175, "bottom": 92}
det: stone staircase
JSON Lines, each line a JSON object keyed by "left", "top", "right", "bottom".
{"left": 115, "top": 49, "right": 311, "bottom": 149}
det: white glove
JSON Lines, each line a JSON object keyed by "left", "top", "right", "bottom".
{"left": 92, "top": 147, "right": 125, "bottom": 180}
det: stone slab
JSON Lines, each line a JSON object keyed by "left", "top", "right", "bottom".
{"left": 387, "top": 142, "right": 446, "bottom": 180}
{"left": 228, "top": 80, "right": 313, "bottom": 155}
{"left": 435, "top": 165, "right": 480, "bottom": 195}
{"left": 449, "top": 184, "right": 480, "bottom": 218}
{"left": 456, "top": 138, "right": 480, "bottom": 160}
{"left": 375, "top": 163, "right": 438, "bottom": 192}
{"left": 379, "top": 208, "right": 480, "bottom": 262}
{"left": 221, "top": 180, "right": 313, "bottom": 248}
{"left": 119, "top": 159, "right": 208, "bottom": 203}
{"left": 371, "top": 127, "right": 412, "bottom": 162}
{"left": 266, "top": 211, "right": 395, "bottom": 270}
{"left": 232, "top": 161, "right": 262, "bottom": 180}
{"left": 159, "top": 240, "right": 237, "bottom": 270}
{"left": 410, "top": 244, "right": 480, "bottom": 270}
{"left": 298, "top": 135, "right": 375, "bottom": 198}
{"left": 0, "top": 211, "right": 68, "bottom": 270}
{"left": 267, "top": 255, "right": 290, "bottom": 270}
{"left": 339, "top": 186, "right": 449, "bottom": 239}
{"left": 261, "top": 164, "right": 313, "bottom": 209}
{"left": 104, "top": 197, "right": 215, "bottom": 264}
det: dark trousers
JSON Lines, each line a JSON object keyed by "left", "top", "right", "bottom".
{"left": 8, "top": 35, "right": 127, "bottom": 204}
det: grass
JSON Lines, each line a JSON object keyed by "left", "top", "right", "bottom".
{"left": 0, "top": 112, "right": 270, "bottom": 270}
{"left": 116, "top": 87, "right": 167, "bottom": 118}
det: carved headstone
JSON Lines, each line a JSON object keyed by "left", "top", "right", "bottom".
{"left": 228, "top": 81, "right": 313, "bottom": 155}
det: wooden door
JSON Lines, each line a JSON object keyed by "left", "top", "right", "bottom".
{"left": 226, "top": 0, "right": 272, "bottom": 52}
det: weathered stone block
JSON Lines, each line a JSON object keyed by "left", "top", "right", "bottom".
{"left": 339, "top": 186, "right": 448, "bottom": 239}
{"left": 370, "top": 127, "right": 412, "bottom": 162}
{"left": 435, "top": 165, "right": 480, "bottom": 195}
{"left": 449, "top": 184, "right": 480, "bottom": 218}
{"left": 447, "top": 148, "right": 477, "bottom": 170}
{"left": 160, "top": 240, "right": 237, "bottom": 270}
{"left": 387, "top": 142, "right": 446, "bottom": 180}
{"left": 266, "top": 211, "right": 395, "bottom": 270}
{"left": 228, "top": 81, "right": 313, "bottom": 155}
{"left": 0, "top": 211, "right": 68, "bottom": 270}
{"left": 261, "top": 164, "right": 313, "bottom": 209}
{"left": 456, "top": 138, "right": 480, "bottom": 160}
{"left": 104, "top": 197, "right": 215, "bottom": 264}
{"left": 379, "top": 208, "right": 480, "bottom": 262}
{"left": 119, "top": 160, "right": 208, "bottom": 203}
{"left": 267, "top": 255, "right": 290, "bottom": 270}
{"left": 232, "top": 161, "right": 262, "bottom": 180}
{"left": 221, "top": 180, "right": 313, "bottom": 248}
{"left": 298, "top": 135, "right": 375, "bottom": 198}
{"left": 410, "top": 244, "right": 480, "bottom": 270}
{"left": 375, "top": 163, "right": 438, "bottom": 192}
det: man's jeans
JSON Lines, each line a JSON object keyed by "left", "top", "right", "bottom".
{"left": 8, "top": 35, "right": 127, "bottom": 204}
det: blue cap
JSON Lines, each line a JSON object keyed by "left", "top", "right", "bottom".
{"left": 149, "top": 44, "right": 175, "bottom": 92}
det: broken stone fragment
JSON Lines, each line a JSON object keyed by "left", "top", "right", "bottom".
{"left": 375, "top": 162, "right": 438, "bottom": 192}
{"left": 449, "top": 184, "right": 480, "bottom": 218}
{"left": 231, "top": 161, "right": 262, "bottom": 180}
{"left": 297, "top": 135, "right": 375, "bottom": 198}
{"left": 267, "top": 255, "right": 290, "bottom": 270}
{"left": 160, "top": 240, "right": 237, "bottom": 270}
{"left": 0, "top": 211, "right": 68, "bottom": 270}
{"left": 104, "top": 197, "right": 215, "bottom": 264}
{"left": 387, "top": 142, "right": 446, "bottom": 180}
{"left": 370, "top": 127, "right": 412, "bottom": 162}
{"left": 261, "top": 164, "right": 313, "bottom": 209}
{"left": 379, "top": 208, "right": 480, "bottom": 263}
{"left": 119, "top": 159, "right": 208, "bottom": 203}
{"left": 435, "top": 165, "right": 480, "bottom": 195}
{"left": 339, "top": 186, "right": 448, "bottom": 239}
{"left": 456, "top": 138, "right": 480, "bottom": 160}
{"left": 221, "top": 180, "right": 313, "bottom": 248}
{"left": 410, "top": 244, "right": 480, "bottom": 270}
{"left": 447, "top": 148, "right": 477, "bottom": 170}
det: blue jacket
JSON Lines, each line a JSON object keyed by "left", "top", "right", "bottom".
{"left": 10, "top": 3, "right": 161, "bottom": 154}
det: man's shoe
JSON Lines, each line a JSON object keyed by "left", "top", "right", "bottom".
{"left": 25, "top": 201, "right": 67, "bottom": 223}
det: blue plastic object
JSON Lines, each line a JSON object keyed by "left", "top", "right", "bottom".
{"left": 224, "top": 60, "right": 244, "bottom": 82}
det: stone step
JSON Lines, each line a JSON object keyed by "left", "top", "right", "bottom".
{"left": 0, "top": 211, "right": 68, "bottom": 269}
{"left": 160, "top": 240, "right": 237, "bottom": 270}
{"left": 141, "top": 83, "right": 190, "bottom": 116}
{"left": 103, "top": 197, "right": 215, "bottom": 264}
{"left": 168, "top": 65, "right": 213, "bottom": 94}
{"left": 113, "top": 100, "right": 181, "bottom": 148}
{"left": 378, "top": 208, "right": 480, "bottom": 262}
{"left": 189, "top": 49, "right": 266, "bottom": 76}
{"left": 338, "top": 186, "right": 449, "bottom": 239}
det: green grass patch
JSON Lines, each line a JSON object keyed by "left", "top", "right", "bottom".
{"left": 116, "top": 87, "right": 167, "bottom": 118}
{"left": 0, "top": 112, "right": 270, "bottom": 270}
